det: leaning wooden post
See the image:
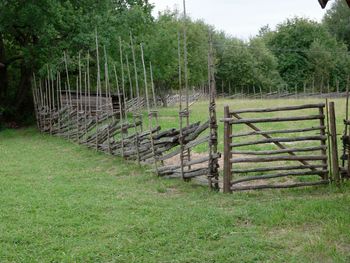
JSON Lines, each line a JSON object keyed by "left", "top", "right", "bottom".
{"left": 329, "top": 101, "right": 340, "bottom": 184}
{"left": 223, "top": 105, "right": 232, "bottom": 193}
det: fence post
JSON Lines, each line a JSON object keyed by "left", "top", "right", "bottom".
{"left": 319, "top": 106, "right": 328, "bottom": 180}
{"left": 329, "top": 101, "right": 340, "bottom": 184}
{"left": 223, "top": 105, "right": 232, "bottom": 193}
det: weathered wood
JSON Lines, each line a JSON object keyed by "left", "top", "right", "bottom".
{"left": 231, "top": 126, "right": 325, "bottom": 138}
{"left": 158, "top": 153, "right": 220, "bottom": 174}
{"left": 231, "top": 146, "right": 327, "bottom": 155}
{"left": 230, "top": 103, "right": 325, "bottom": 114}
{"left": 228, "top": 111, "right": 321, "bottom": 170}
{"left": 231, "top": 180, "right": 329, "bottom": 191}
{"left": 231, "top": 155, "right": 327, "bottom": 163}
{"left": 225, "top": 115, "right": 324, "bottom": 125}
{"left": 231, "top": 136, "right": 326, "bottom": 148}
{"left": 234, "top": 164, "right": 327, "bottom": 174}
{"left": 223, "top": 105, "right": 232, "bottom": 193}
{"left": 183, "top": 168, "right": 209, "bottom": 179}
{"left": 318, "top": 106, "right": 328, "bottom": 180}
{"left": 231, "top": 170, "right": 328, "bottom": 185}
{"left": 158, "top": 135, "right": 209, "bottom": 161}
{"left": 329, "top": 101, "right": 340, "bottom": 184}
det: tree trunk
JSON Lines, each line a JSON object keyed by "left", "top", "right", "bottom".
{"left": 0, "top": 34, "right": 8, "bottom": 103}
{"left": 14, "top": 64, "right": 33, "bottom": 119}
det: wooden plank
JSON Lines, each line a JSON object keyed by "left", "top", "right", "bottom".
{"left": 231, "top": 126, "right": 325, "bottom": 138}
{"left": 231, "top": 136, "right": 326, "bottom": 148}
{"left": 231, "top": 155, "right": 327, "bottom": 163}
{"left": 234, "top": 164, "right": 327, "bottom": 174}
{"left": 231, "top": 170, "right": 328, "bottom": 185}
{"left": 329, "top": 101, "right": 340, "bottom": 184}
{"left": 230, "top": 103, "right": 325, "bottom": 114}
{"left": 231, "top": 180, "right": 329, "bottom": 191}
{"left": 223, "top": 105, "right": 232, "bottom": 193}
{"left": 319, "top": 106, "right": 328, "bottom": 180}
{"left": 183, "top": 168, "right": 209, "bottom": 179}
{"left": 231, "top": 146, "right": 327, "bottom": 155}
{"left": 225, "top": 115, "right": 324, "bottom": 125}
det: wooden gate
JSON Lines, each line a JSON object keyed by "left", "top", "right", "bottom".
{"left": 222, "top": 103, "right": 330, "bottom": 193}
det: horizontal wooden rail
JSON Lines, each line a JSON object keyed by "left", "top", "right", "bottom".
{"left": 223, "top": 115, "right": 324, "bottom": 125}
{"left": 159, "top": 135, "right": 209, "bottom": 161}
{"left": 231, "top": 146, "right": 327, "bottom": 155}
{"left": 231, "top": 170, "right": 328, "bottom": 185}
{"left": 233, "top": 164, "right": 327, "bottom": 174}
{"left": 230, "top": 103, "right": 325, "bottom": 114}
{"left": 231, "top": 155, "right": 327, "bottom": 163}
{"left": 231, "top": 126, "right": 325, "bottom": 138}
{"left": 231, "top": 136, "right": 327, "bottom": 148}
{"left": 157, "top": 153, "right": 220, "bottom": 174}
{"left": 231, "top": 180, "right": 329, "bottom": 191}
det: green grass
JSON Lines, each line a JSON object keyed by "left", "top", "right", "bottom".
{"left": 1, "top": 121, "right": 350, "bottom": 262}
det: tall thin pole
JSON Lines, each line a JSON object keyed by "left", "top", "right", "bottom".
{"left": 183, "top": 0, "right": 189, "bottom": 112}
{"left": 119, "top": 37, "right": 127, "bottom": 119}
{"left": 130, "top": 33, "right": 140, "bottom": 109}
{"left": 78, "top": 51, "right": 82, "bottom": 112}
{"left": 113, "top": 65, "right": 125, "bottom": 159}
{"left": 140, "top": 44, "right": 150, "bottom": 113}
{"left": 150, "top": 62, "right": 157, "bottom": 109}
{"left": 87, "top": 52, "right": 91, "bottom": 114}
{"left": 96, "top": 29, "right": 101, "bottom": 111}
{"left": 95, "top": 29, "right": 101, "bottom": 151}
{"left": 126, "top": 54, "right": 133, "bottom": 100}
{"left": 64, "top": 51, "right": 71, "bottom": 102}
{"left": 178, "top": 32, "right": 182, "bottom": 112}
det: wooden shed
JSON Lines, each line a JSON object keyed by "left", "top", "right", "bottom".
{"left": 60, "top": 91, "right": 125, "bottom": 117}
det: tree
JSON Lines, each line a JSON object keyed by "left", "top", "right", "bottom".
{"left": 324, "top": 0, "right": 350, "bottom": 48}
{"left": 265, "top": 17, "right": 350, "bottom": 88}
{"left": 0, "top": 0, "right": 154, "bottom": 123}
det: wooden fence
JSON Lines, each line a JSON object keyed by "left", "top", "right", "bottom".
{"left": 222, "top": 103, "right": 331, "bottom": 193}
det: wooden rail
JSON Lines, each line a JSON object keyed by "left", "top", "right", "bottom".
{"left": 221, "top": 103, "right": 330, "bottom": 193}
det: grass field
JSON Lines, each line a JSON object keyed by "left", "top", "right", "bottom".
{"left": 1, "top": 98, "right": 350, "bottom": 262}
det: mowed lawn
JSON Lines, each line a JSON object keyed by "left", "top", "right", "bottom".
{"left": 1, "top": 98, "right": 350, "bottom": 262}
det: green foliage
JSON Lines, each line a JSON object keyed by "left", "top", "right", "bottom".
{"left": 0, "top": 0, "right": 154, "bottom": 123}
{"left": 2, "top": 0, "right": 350, "bottom": 124}
{"left": 264, "top": 17, "right": 350, "bottom": 90}
{"left": 324, "top": 0, "right": 350, "bottom": 48}
{"left": 215, "top": 36, "right": 282, "bottom": 93}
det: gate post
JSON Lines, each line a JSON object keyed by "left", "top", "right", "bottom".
{"left": 329, "top": 101, "right": 340, "bottom": 184}
{"left": 223, "top": 105, "right": 232, "bottom": 193}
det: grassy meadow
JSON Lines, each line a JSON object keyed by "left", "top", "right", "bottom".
{"left": 1, "top": 98, "right": 350, "bottom": 262}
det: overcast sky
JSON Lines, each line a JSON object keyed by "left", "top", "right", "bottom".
{"left": 151, "top": 0, "right": 332, "bottom": 39}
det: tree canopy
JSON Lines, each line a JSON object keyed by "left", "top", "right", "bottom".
{"left": 1, "top": 0, "right": 350, "bottom": 124}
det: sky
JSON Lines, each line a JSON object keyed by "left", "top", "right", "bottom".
{"left": 151, "top": 0, "right": 332, "bottom": 39}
